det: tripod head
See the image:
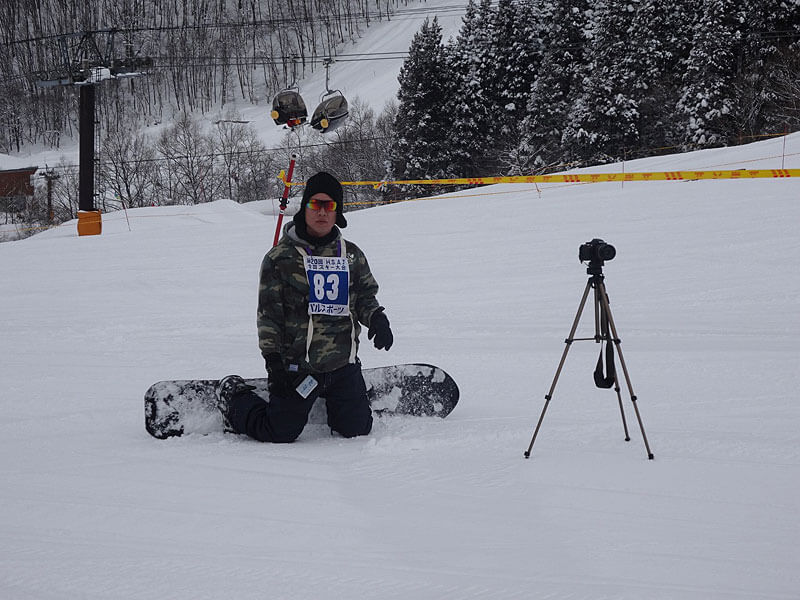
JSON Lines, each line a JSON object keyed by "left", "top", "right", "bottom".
{"left": 585, "top": 260, "right": 605, "bottom": 278}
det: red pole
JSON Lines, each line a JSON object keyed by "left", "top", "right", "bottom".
{"left": 273, "top": 153, "right": 298, "bottom": 247}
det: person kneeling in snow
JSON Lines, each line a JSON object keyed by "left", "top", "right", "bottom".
{"left": 216, "top": 171, "right": 393, "bottom": 442}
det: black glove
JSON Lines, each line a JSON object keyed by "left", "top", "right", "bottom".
{"left": 368, "top": 309, "right": 393, "bottom": 351}
{"left": 265, "top": 353, "right": 292, "bottom": 395}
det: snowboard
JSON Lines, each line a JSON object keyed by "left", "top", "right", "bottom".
{"left": 144, "top": 363, "right": 459, "bottom": 439}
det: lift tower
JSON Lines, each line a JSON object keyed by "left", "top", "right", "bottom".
{"left": 36, "top": 30, "right": 151, "bottom": 235}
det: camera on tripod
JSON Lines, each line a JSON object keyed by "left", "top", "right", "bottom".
{"left": 579, "top": 238, "right": 616, "bottom": 274}
{"left": 524, "top": 237, "right": 655, "bottom": 460}
{"left": 579, "top": 238, "right": 616, "bottom": 264}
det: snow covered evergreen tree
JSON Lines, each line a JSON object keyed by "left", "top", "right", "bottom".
{"left": 491, "top": 0, "right": 543, "bottom": 125}
{"left": 395, "top": 0, "right": 796, "bottom": 178}
{"left": 446, "top": 0, "right": 495, "bottom": 177}
{"left": 483, "top": 0, "right": 545, "bottom": 172}
{"left": 514, "top": 0, "right": 590, "bottom": 172}
{"left": 561, "top": 0, "right": 643, "bottom": 165}
{"left": 675, "top": 0, "right": 742, "bottom": 148}
{"left": 626, "top": 0, "right": 698, "bottom": 152}
{"left": 393, "top": 17, "right": 455, "bottom": 181}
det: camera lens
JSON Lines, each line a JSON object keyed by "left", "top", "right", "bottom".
{"left": 597, "top": 243, "right": 616, "bottom": 261}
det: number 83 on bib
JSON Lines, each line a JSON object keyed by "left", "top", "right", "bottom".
{"left": 303, "top": 255, "right": 350, "bottom": 316}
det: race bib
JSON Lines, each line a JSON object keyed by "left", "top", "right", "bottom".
{"left": 303, "top": 255, "right": 350, "bottom": 316}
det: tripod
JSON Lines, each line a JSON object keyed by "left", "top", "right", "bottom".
{"left": 524, "top": 261, "right": 654, "bottom": 460}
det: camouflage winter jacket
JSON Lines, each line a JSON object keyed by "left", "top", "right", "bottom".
{"left": 257, "top": 222, "right": 382, "bottom": 374}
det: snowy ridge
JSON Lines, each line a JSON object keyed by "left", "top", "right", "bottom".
{"left": 1, "top": 132, "right": 799, "bottom": 598}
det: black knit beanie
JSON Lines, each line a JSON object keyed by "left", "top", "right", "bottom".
{"left": 293, "top": 171, "right": 347, "bottom": 229}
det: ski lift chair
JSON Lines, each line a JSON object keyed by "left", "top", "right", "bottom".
{"left": 310, "top": 90, "right": 349, "bottom": 133}
{"left": 271, "top": 87, "right": 308, "bottom": 129}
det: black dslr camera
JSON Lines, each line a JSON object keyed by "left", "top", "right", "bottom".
{"left": 579, "top": 238, "right": 616, "bottom": 273}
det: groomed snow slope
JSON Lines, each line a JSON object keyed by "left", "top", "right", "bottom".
{"left": 1, "top": 133, "right": 799, "bottom": 599}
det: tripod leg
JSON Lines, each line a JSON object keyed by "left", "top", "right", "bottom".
{"left": 524, "top": 279, "right": 593, "bottom": 458}
{"left": 593, "top": 280, "right": 602, "bottom": 341}
{"left": 596, "top": 281, "right": 655, "bottom": 460}
{"left": 613, "top": 374, "right": 631, "bottom": 442}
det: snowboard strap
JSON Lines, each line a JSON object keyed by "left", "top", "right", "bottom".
{"left": 296, "top": 241, "right": 357, "bottom": 366}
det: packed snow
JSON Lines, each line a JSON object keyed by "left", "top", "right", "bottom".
{"left": 2, "top": 131, "right": 799, "bottom": 598}
{"left": 2, "top": 1, "right": 800, "bottom": 598}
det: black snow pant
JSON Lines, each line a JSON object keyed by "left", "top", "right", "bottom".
{"left": 228, "top": 361, "right": 373, "bottom": 443}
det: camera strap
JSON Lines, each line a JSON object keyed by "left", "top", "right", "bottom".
{"left": 593, "top": 310, "right": 616, "bottom": 389}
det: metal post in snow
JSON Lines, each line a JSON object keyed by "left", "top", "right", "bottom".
{"left": 782, "top": 124, "right": 787, "bottom": 170}
{"left": 78, "top": 84, "right": 96, "bottom": 212}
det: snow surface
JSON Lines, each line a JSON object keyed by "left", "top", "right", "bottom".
{"left": 2, "top": 1, "right": 800, "bottom": 597}
{"left": 2, "top": 132, "right": 799, "bottom": 598}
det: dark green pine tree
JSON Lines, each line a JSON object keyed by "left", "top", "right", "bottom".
{"left": 514, "top": 0, "right": 590, "bottom": 172}
{"left": 483, "top": 0, "right": 545, "bottom": 171}
{"left": 494, "top": 0, "right": 543, "bottom": 126}
{"left": 446, "top": 0, "right": 495, "bottom": 177}
{"left": 626, "top": 0, "right": 699, "bottom": 152}
{"left": 561, "top": 0, "right": 645, "bottom": 166}
{"left": 675, "top": 0, "right": 742, "bottom": 148}
{"left": 392, "top": 17, "right": 455, "bottom": 182}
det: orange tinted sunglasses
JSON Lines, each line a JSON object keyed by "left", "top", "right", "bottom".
{"left": 307, "top": 198, "right": 337, "bottom": 211}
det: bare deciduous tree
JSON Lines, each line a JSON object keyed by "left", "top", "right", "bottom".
{"left": 156, "top": 113, "right": 217, "bottom": 205}
{"left": 99, "top": 129, "right": 159, "bottom": 208}
{"left": 0, "top": 0, "right": 410, "bottom": 150}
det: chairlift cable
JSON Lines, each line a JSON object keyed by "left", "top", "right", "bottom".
{"left": 5, "top": 4, "right": 474, "bottom": 47}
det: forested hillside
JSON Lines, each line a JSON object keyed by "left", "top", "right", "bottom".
{"left": 0, "top": 0, "right": 408, "bottom": 152}
{"left": 393, "top": 0, "right": 800, "bottom": 180}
